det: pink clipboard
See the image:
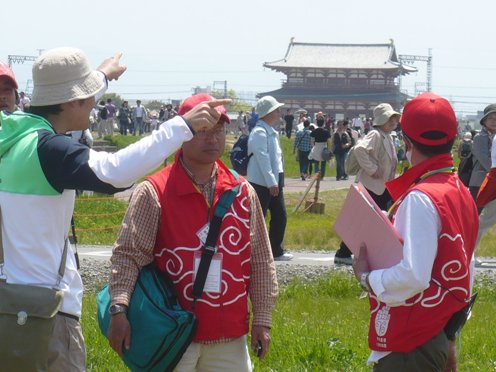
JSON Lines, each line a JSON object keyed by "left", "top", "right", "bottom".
{"left": 333, "top": 183, "right": 403, "bottom": 270}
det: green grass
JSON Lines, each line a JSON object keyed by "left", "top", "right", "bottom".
{"left": 76, "top": 134, "right": 496, "bottom": 256}
{"left": 84, "top": 273, "right": 496, "bottom": 371}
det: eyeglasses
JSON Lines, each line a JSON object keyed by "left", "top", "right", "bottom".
{"left": 195, "top": 126, "right": 225, "bottom": 138}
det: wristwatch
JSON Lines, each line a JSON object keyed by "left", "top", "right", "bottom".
{"left": 109, "top": 304, "right": 128, "bottom": 316}
{"left": 360, "top": 272, "right": 372, "bottom": 292}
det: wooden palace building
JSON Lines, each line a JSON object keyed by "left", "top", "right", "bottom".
{"left": 259, "top": 39, "right": 416, "bottom": 118}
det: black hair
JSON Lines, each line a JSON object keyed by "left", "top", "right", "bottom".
{"left": 316, "top": 117, "right": 325, "bottom": 127}
{"left": 405, "top": 133, "right": 455, "bottom": 156}
{"left": 303, "top": 119, "right": 310, "bottom": 127}
{"left": 28, "top": 104, "right": 64, "bottom": 117}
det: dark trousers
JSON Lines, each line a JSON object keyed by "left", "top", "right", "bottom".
{"left": 286, "top": 124, "right": 293, "bottom": 139}
{"left": 298, "top": 150, "right": 311, "bottom": 174}
{"left": 373, "top": 330, "right": 448, "bottom": 371}
{"left": 251, "top": 178, "right": 287, "bottom": 258}
{"left": 336, "top": 187, "right": 392, "bottom": 258}
{"left": 469, "top": 186, "right": 483, "bottom": 214}
{"left": 314, "top": 160, "right": 327, "bottom": 179}
{"left": 335, "top": 152, "right": 347, "bottom": 180}
{"left": 119, "top": 121, "right": 128, "bottom": 135}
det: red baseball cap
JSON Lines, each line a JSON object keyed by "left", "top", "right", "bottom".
{"left": 178, "top": 94, "right": 230, "bottom": 124}
{"left": 401, "top": 92, "right": 457, "bottom": 146}
{"left": 0, "top": 62, "right": 18, "bottom": 89}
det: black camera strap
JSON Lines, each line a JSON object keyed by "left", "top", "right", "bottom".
{"left": 191, "top": 174, "right": 239, "bottom": 306}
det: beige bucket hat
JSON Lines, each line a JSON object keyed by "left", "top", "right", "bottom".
{"left": 30, "top": 47, "right": 104, "bottom": 106}
{"left": 373, "top": 103, "right": 401, "bottom": 126}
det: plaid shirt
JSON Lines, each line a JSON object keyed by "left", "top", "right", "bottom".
{"left": 294, "top": 128, "right": 312, "bottom": 151}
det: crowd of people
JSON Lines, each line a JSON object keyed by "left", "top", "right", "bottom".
{"left": 0, "top": 48, "right": 491, "bottom": 371}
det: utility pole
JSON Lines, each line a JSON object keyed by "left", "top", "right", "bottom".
{"left": 213, "top": 80, "right": 228, "bottom": 98}
{"left": 398, "top": 49, "right": 433, "bottom": 95}
{"left": 8, "top": 52, "right": 41, "bottom": 95}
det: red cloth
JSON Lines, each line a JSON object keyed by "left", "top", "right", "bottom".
{"left": 147, "top": 153, "right": 252, "bottom": 342}
{"left": 476, "top": 168, "right": 496, "bottom": 209}
{"left": 370, "top": 158, "right": 478, "bottom": 352}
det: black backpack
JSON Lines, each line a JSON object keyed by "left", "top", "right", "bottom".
{"left": 99, "top": 106, "right": 108, "bottom": 120}
{"left": 460, "top": 141, "right": 472, "bottom": 158}
{"left": 230, "top": 134, "right": 251, "bottom": 176}
{"left": 458, "top": 154, "right": 474, "bottom": 187}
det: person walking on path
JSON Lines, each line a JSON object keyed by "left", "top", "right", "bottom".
{"left": 353, "top": 93, "right": 478, "bottom": 371}
{"left": 107, "top": 94, "right": 278, "bottom": 371}
{"left": 293, "top": 119, "right": 312, "bottom": 180}
{"left": 332, "top": 120, "right": 352, "bottom": 182}
{"left": 247, "top": 96, "right": 293, "bottom": 261}
{"left": 283, "top": 108, "right": 295, "bottom": 139}
{"left": 308, "top": 116, "right": 331, "bottom": 180}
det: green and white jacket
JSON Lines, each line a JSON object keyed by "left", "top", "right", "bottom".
{"left": 0, "top": 111, "right": 193, "bottom": 317}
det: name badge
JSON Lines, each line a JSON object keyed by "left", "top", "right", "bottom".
{"left": 196, "top": 223, "right": 210, "bottom": 246}
{"left": 193, "top": 251, "right": 223, "bottom": 293}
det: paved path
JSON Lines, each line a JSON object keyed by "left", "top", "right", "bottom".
{"left": 78, "top": 245, "right": 496, "bottom": 270}
{"left": 114, "top": 176, "right": 354, "bottom": 200}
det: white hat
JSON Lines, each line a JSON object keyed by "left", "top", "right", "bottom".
{"left": 30, "top": 47, "right": 104, "bottom": 106}
{"left": 373, "top": 103, "right": 401, "bottom": 126}
{"left": 255, "top": 96, "right": 284, "bottom": 118}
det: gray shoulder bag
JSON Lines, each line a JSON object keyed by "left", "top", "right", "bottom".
{"left": 0, "top": 206, "right": 67, "bottom": 371}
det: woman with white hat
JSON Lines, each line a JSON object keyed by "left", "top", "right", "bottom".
{"left": 334, "top": 103, "right": 400, "bottom": 265}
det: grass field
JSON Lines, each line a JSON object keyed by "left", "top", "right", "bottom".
{"left": 83, "top": 273, "right": 496, "bottom": 371}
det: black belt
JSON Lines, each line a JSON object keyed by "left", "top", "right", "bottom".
{"left": 57, "top": 311, "right": 80, "bottom": 322}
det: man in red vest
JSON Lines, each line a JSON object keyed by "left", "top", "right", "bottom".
{"left": 0, "top": 61, "right": 18, "bottom": 112}
{"left": 353, "top": 93, "right": 478, "bottom": 371}
{"left": 107, "top": 94, "right": 278, "bottom": 371}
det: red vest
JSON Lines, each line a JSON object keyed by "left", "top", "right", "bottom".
{"left": 370, "top": 156, "right": 478, "bottom": 352}
{"left": 147, "top": 156, "right": 252, "bottom": 342}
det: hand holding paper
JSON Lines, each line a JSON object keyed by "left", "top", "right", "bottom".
{"left": 334, "top": 183, "right": 403, "bottom": 270}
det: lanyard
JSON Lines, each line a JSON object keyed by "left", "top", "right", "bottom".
{"left": 387, "top": 166, "right": 455, "bottom": 219}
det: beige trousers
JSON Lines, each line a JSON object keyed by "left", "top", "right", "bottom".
{"left": 47, "top": 314, "right": 86, "bottom": 372}
{"left": 174, "top": 335, "right": 252, "bottom": 372}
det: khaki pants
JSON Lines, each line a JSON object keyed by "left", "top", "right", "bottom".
{"left": 47, "top": 314, "right": 86, "bottom": 372}
{"left": 174, "top": 335, "right": 252, "bottom": 372}
{"left": 373, "top": 330, "right": 448, "bottom": 372}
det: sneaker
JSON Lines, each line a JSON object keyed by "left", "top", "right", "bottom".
{"left": 274, "top": 252, "right": 294, "bottom": 261}
{"left": 342, "top": 176, "right": 349, "bottom": 181}
{"left": 334, "top": 256, "right": 353, "bottom": 265}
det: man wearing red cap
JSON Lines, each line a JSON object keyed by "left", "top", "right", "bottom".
{"left": 0, "top": 62, "right": 18, "bottom": 112}
{"left": 353, "top": 93, "right": 478, "bottom": 370}
{"left": 107, "top": 94, "right": 278, "bottom": 371}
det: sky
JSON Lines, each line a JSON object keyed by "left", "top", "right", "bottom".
{"left": 3, "top": 0, "right": 495, "bottom": 116}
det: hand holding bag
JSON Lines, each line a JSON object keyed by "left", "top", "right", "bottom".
{"left": 0, "top": 207, "right": 67, "bottom": 371}
{"left": 97, "top": 177, "right": 240, "bottom": 372}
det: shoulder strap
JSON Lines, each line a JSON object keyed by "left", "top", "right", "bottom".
{"left": 191, "top": 171, "right": 240, "bottom": 300}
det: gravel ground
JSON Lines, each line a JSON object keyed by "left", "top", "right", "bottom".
{"left": 80, "top": 254, "right": 496, "bottom": 292}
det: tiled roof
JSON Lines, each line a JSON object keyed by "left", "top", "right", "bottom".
{"left": 264, "top": 41, "right": 416, "bottom": 72}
